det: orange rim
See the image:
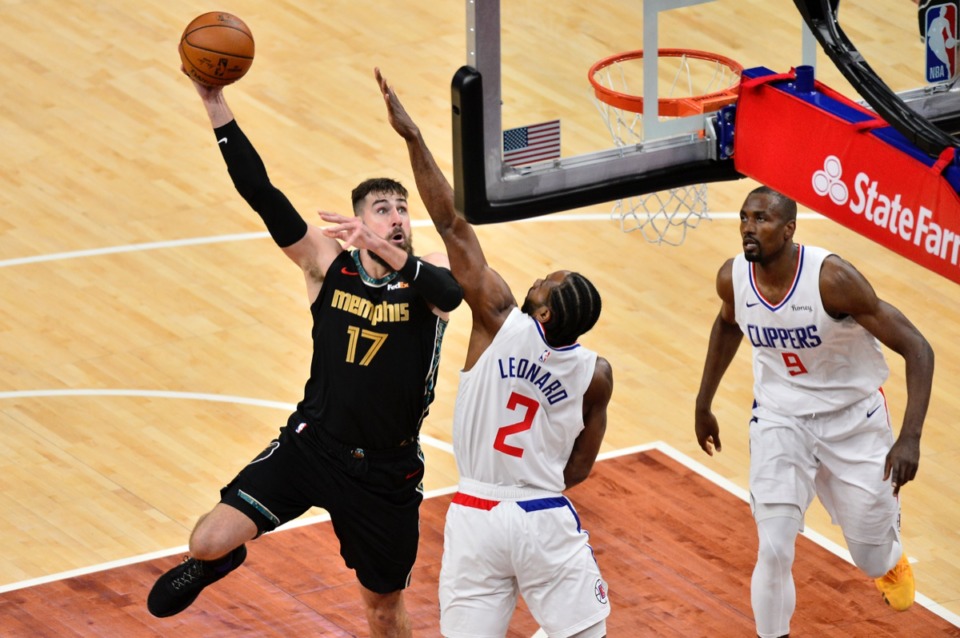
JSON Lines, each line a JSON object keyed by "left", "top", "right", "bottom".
{"left": 588, "top": 48, "right": 744, "bottom": 117}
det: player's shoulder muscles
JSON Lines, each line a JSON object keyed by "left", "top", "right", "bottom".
{"left": 819, "top": 254, "right": 879, "bottom": 318}
{"left": 586, "top": 356, "right": 614, "bottom": 407}
{"left": 282, "top": 225, "right": 343, "bottom": 282}
{"left": 716, "top": 258, "right": 735, "bottom": 304}
{"left": 420, "top": 251, "right": 451, "bottom": 269}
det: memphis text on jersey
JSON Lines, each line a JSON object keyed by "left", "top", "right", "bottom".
{"left": 497, "top": 355, "right": 569, "bottom": 405}
{"left": 331, "top": 289, "right": 410, "bottom": 326}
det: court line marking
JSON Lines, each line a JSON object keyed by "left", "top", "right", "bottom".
{"left": 7, "top": 209, "right": 951, "bottom": 632}
{"left": 0, "top": 232, "right": 269, "bottom": 268}
{"left": 0, "top": 390, "right": 956, "bottom": 628}
{"left": 0, "top": 212, "right": 826, "bottom": 269}
{"left": 637, "top": 441, "right": 960, "bottom": 627}
{"left": 0, "top": 388, "right": 454, "bottom": 456}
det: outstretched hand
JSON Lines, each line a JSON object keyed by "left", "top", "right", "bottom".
{"left": 318, "top": 211, "right": 372, "bottom": 247}
{"left": 318, "top": 211, "right": 387, "bottom": 253}
{"left": 375, "top": 67, "right": 419, "bottom": 141}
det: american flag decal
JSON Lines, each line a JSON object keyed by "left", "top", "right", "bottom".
{"left": 502, "top": 119, "right": 561, "bottom": 167}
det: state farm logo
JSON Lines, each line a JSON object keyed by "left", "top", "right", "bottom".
{"left": 808, "top": 154, "right": 960, "bottom": 272}
{"left": 812, "top": 155, "right": 849, "bottom": 205}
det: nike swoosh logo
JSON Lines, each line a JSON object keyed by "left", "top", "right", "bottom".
{"left": 867, "top": 404, "right": 882, "bottom": 418}
{"left": 217, "top": 137, "right": 228, "bottom": 145}
{"left": 341, "top": 267, "right": 358, "bottom": 276}
{"left": 746, "top": 301, "right": 761, "bottom": 308}
{"left": 405, "top": 469, "right": 422, "bottom": 480}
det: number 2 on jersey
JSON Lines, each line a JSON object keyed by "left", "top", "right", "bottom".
{"left": 493, "top": 392, "right": 539, "bottom": 458}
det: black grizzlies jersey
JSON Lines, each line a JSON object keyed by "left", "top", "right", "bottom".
{"left": 295, "top": 250, "right": 448, "bottom": 449}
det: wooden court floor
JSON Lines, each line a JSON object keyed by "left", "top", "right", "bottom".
{"left": 2, "top": 449, "right": 958, "bottom": 637}
{"left": 1, "top": 0, "right": 958, "bottom": 635}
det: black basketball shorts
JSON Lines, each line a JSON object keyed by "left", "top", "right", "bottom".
{"left": 220, "top": 413, "right": 425, "bottom": 594}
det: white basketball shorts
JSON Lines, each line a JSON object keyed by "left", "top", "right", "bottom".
{"left": 439, "top": 492, "right": 610, "bottom": 637}
{"left": 749, "top": 389, "right": 901, "bottom": 544}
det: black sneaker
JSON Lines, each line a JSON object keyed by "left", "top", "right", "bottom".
{"left": 147, "top": 544, "right": 247, "bottom": 618}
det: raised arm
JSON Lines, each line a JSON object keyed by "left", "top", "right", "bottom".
{"left": 187, "top": 76, "right": 340, "bottom": 302}
{"left": 375, "top": 68, "right": 514, "bottom": 340}
{"left": 820, "top": 255, "right": 934, "bottom": 494}
{"left": 694, "top": 258, "right": 744, "bottom": 456}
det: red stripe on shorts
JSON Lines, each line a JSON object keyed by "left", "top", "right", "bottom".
{"left": 452, "top": 492, "right": 500, "bottom": 510}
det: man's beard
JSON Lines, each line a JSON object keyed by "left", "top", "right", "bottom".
{"left": 744, "top": 251, "right": 761, "bottom": 263}
{"left": 371, "top": 237, "right": 413, "bottom": 270}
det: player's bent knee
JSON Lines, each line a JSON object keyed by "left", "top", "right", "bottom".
{"left": 847, "top": 537, "right": 900, "bottom": 578}
{"left": 754, "top": 508, "right": 802, "bottom": 576}
{"left": 753, "top": 502, "right": 802, "bottom": 523}
{"left": 362, "top": 589, "right": 409, "bottom": 632}
{"left": 359, "top": 585, "right": 405, "bottom": 614}
{"left": 188, "top": 505, "right": 257, "bottom": 560}
{"left": 188, "top": 530, "right": 235, "bottom": 561}
{"left": 565, "top": 619, "right": 606, "bottom": 638}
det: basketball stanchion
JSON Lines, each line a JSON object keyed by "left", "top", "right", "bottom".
{"left": 589, "top": 48, "right": 742, "bottom": 246}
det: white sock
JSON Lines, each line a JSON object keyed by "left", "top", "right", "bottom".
{"left": 752, "top": 515, "right": 800, "bottom": 638}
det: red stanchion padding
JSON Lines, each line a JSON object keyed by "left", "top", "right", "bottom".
{"left": 734, "top": 70, "right": 960, "bottom": 286}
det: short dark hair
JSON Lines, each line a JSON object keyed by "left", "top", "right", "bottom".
{"left": 351, "top": 178, "right": 409, "bottom": 215}
{"left": 749, "top": 185, "right": 797, "bottom": 222}
{"left": 543, "top": 272, "right": 602, "bottom": 347}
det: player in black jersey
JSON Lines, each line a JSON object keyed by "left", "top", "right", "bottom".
{"left": 147, "top": 72, "right": 463, "bottom": 636}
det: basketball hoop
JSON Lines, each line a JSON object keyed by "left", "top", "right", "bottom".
{"left": 588, "top": 48, "right": 743, "bottom": 246}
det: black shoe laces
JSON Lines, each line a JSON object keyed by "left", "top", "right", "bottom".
{"left": 171, "top": 557, "right": 205, "bottom": 591}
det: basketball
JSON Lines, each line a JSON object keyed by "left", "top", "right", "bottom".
{"left": 179, "top": 12, "right": 255, "bottom": 87}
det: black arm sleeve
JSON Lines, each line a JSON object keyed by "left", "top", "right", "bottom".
{"left": 213, "top": 120, "right": 308, "bottom": 248}
{"left": 399, "top": 254, "right": 464, "bottom": 312}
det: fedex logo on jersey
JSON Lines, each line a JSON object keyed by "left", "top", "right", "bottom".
{"left": 926, "top": 3, "right": 958, "bottom": 83}
{"left": 810, "top": 155, "right": 960, "bottom": 274}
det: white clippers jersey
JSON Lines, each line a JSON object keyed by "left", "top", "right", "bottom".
{"left": 732, "top": 245, "right": 889, "bottom": 415}
{"left": 452, "top": 308, "right": 598, "bottom": 495}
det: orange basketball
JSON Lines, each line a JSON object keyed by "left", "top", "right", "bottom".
{"left": 179, "top": 12, "right": 255, "bottom": 87}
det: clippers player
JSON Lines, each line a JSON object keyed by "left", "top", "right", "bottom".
{"left": 695, "top": 186, "right": 934, "bottom": 638}
{"left": 377, "top": 68, "right": 614, "bottom": 638}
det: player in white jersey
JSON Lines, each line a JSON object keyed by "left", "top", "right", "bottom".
{"left": 452, "top": 308, "right": 598, "bottom": 493}
{"left": 694, "top": 186, "right": 934, "bottom": 638}
{"left": 376, "top": 68, "right": 614, "bottom": 638}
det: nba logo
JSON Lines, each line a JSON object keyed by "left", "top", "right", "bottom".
{"left": 926, "top": 2, "right": 959, "bottom": 83}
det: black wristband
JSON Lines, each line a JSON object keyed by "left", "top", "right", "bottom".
{"left": 213, "top": 120, "right": 308, "bottom": 248}
{"left": 398, "top": 253, "right": 422, "bottom": 281}
{"left": 399, "top": 254, "right": 464, "bottom": 312}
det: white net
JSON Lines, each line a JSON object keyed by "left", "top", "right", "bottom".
{"left": 591, "top": 50, "right": 741, "bottom": 246}
{"left": 611, "top": 185, "right": 709, "bottom": 246}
